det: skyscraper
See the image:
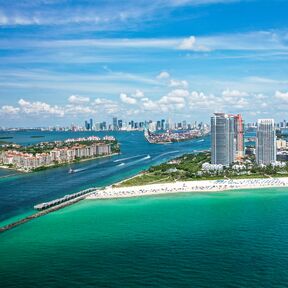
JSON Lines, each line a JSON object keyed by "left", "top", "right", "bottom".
{"left": 161, "top": 119, "right": 165, "bottom": 130}
{"left": 89, "top": 118, "right": 93, "bottom": 130}
{"left": 112, "top": 117, "right": 118, "bottom": 130}
{"left": 117, "top": 119, "right": 123, "bottom": 129}
{"left": 211, "top": 113, "right": 235, "bottom": 166}
{"left": 234, "top": 114, "right": 244, "bottom": 160}
{"left": 84, "top": 120, "right": 90, "bottom": 130}
{"left": 256, "top": 119, "right": 276, "bottom": 165}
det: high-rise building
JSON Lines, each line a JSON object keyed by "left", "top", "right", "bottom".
{"left": 161, "top": 119, "right": 165, "bottom": 130}
{"left": 211, "top": 113, "right": 235, "bottom": 166}
{"left": 256, "top": 119, "right": 276, "bottom": 165}
{"left": 118, "top": 119, "right": 123, "bottom": 129}
{"left": 112, "top": 117, "right": 118, "bottom": 130}
{"left": 84, "top": 120, "right": 90, "bottom": 130}
{"left": 234, "top": 114, "right": 244, "bottom": 160}
{"left": 100, "top": 121, "right": 107, "bottom": 131}
{"left": 182, "top": 120, "right": 187, "bottom": 130}
{"left": 89, "top": 118, "right": 93, "bottom": 130}
{"left": 156, "top": 120, "right": 161, "bottom": 130}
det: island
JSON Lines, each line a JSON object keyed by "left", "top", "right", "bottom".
{"left": 116, "top": 152, "right": 288, "bottom": 186}
{"left": 144, "top": 127, "right": 210, "bottom": 144}
{"left": 0, "top": 136, "right": 120, "bottom": 172}
{"left": 86, "top": 151, "right": 288, "bottom": 200}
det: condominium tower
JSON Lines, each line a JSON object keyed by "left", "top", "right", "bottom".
{"left": 256, "top": 119, "right": 276, "bottom": 165}
{"left": 234, "top": 114, "right": 244, "bottom": 160}
{"left": 211, "top": 113, "right": 235, "bottom": 166}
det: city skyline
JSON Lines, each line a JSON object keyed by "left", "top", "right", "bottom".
{"left": 0, "top": 0, "right": 288, "bottom": 126}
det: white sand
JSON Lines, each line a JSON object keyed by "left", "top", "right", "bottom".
{"left": 86, "top": 177, "right": 288, "bottom": 200}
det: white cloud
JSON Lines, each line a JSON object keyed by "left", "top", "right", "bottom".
{"left": 142, "top": 99, "right": 159, "bottom": 111}
{"left": 141, "top": 89, "right": 189, "bottom": 112}
{"left": 18, "top": 98, "right": 64, "bottom": 116}
{"left": 178, "top": 36, "right": 210, "bottom": 51}
{"left": 68, "top": 95, "right": 90, "bottom": 104}
{"left": 275, "top": 90, "right": 288, "bottom": 102}
{"left": 178, "top": 36, "right": 196, "bottom": 50}
{"left": 120, "top": 93, "right": 137, "bottom": 105}
{"left": 222, "top": 89, "right": 248, "bottom": 98}
{"left": 94, "top": 98, "right": 114, "bottom": 105}
{"left": 131, "top": 89, "right": 145, "bottom": 98}
{"left": 169, "top": 79, "right": 189, "bottom": 88}
{"left": 65, "top": 105, "right": 95, "bottom": 115}
{"left": 157, "top": 71, "right": 170, "bottom": 79}
{"left": 0, "top": 105, "right": 20, "bottom": 115}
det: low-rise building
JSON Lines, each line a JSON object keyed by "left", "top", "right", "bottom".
{"left": 0, "top": 139, "right": 113, "bottom": 171}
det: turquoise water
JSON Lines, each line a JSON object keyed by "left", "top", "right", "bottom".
{"left": 1, "top": 131, "right": 286, "bottom": 287}
{"left": 0, "top": 131, "right": 210, "bottom": 224}
{"left": 1, "top": 188, "right": 288, "bottom": 287}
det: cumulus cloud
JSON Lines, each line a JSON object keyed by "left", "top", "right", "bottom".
{"left": 178, "top": 36, "right": 210, "bottom": 51}
{"left": 222, "top": 89, "right": 248, "bottom": 98}
{"left": 140, "top": 89, "right": 189, "bottom": 112}
{"left": 178, "top": 36, "right": 196, "bottom": 50}
{"left": 169, "top": 79, "right": 189, "bottom": 88}
{"left": 131, "top": 89, "right": 145, "bottom": 98}
{"left": 141, "top": 98, "right": 159, "bottom": 111}
{"left": 18, "top": 99, "right": 64, "bottom": 116}
{"left": 94, "top": 98, "right": 114, "bottom": 105}
{"left": 275, "top": 90, "right": 288, "bottom": 102}
{"left": 65, "top": 105, "right": 95, "bottom": 115}
{"left": 156, "top": 71, "right": 170, "bottom": 79}
{"left": 0, "top": 105, "right": 20, "bottom": 115}
{"left": 68, "top": 95, "right": 90, "bottom": 104}
{"left": 158, "top": 89, "right": 189, "bottom": 111}
{"left": 120, "top": 93, "right": 137, "bottom": 105}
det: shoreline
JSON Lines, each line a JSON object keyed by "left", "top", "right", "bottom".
{"left": 2, "top": 177, "right": 288, "bottom": 234}
{"left": 87, "top": 177, "right": 288, "bottom": 200}
{"left": 0, "top": 152, "right": 120, "bottom": 173}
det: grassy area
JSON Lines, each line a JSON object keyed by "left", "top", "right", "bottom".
{"left": 118, "top": 152, "right": 288, "bottom": 187}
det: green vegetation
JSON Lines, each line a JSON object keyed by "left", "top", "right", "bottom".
{"left": 119, "top": 152, "right": 288, "bottom": 187}
{"left": 119, "top": 152, "right": 211, "bottom": 187}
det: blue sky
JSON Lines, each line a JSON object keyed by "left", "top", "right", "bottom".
{"left": 0, "top": 0, "right": 288, "bottom": 127}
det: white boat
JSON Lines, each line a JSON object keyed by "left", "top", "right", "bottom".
{"left": 68, "top": 168, "right": 75, "bottom": 174}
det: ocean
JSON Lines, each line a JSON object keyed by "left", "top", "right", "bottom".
{"left": 1, "top": 188, "right": 288, "bottom": 287}
{"left": 2, "top": 130, "right": 287, "bottom": 287}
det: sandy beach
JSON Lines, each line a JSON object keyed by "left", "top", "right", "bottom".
{"left": 86, "top": 177, "right": 288, "bottom": 200}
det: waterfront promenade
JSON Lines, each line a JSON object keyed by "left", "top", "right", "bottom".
{"left": 87, "top": 177, "right": 288, "bottom": 200}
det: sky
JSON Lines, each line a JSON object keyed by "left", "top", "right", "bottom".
{"left": 0, "top": 0, "right": 288, "bottom": 127}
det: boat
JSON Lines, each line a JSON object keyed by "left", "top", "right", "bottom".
{"left": 68, "top": 168, "right": 75, "bottom": 174}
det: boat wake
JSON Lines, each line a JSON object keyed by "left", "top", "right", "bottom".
{"left": 117, "top": 163, "right": 125, "bottom": 167}
{"left": 114, "top": 154, "right": 145, "bottom": 163}
{"left": 117, "top": 155, "right": 151, "bottom": 168}
{"left": 153, "top": 150, "right": 179, "bottom": 160}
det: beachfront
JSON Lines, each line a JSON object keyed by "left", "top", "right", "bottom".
{"left": 86, "top": 178, "right": 288, "bottom": 200}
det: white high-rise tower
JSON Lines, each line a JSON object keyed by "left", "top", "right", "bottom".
{"left": 211, "top": 113, "right": 235, "bottom": 166}
{"left": 256, "top": 119, "right": 276, "bottom": 165}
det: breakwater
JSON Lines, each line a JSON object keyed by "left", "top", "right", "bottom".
{"left": 0, "top": 188, "right": 98, "bottom": 233}
{"left": 34, "top": 188, "right": 96, "bottom": 210}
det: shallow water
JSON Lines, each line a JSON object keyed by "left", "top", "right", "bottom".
{"left": 1, "top": 188, "right": 288, "bottom": 287}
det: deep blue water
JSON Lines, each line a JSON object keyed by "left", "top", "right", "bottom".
{"left": 0, "top": 131, "right": 210, "bottom": 224}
